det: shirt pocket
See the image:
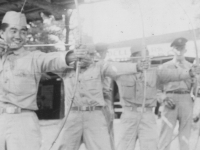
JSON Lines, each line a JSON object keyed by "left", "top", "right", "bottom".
{"left": 121, "top": 80, "right": 135, "bottom": 99}
{"left": 13, "top": 70, "right": 36, "bottom": 95}
{"left": 83, "top": 73, "right": 102, "bottom": 96}
{"left": 84, "top": 73, "right": 101, "bottom": 88}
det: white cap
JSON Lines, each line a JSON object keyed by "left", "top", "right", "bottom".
{"left": 2, "top": 11, "right": 27, "bottom": 27}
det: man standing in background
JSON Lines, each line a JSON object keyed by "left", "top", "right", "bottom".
{"left": 116, "top": 45, "right": 197, "bottom": 150}
{"left": 158, "top": 37, "right": 193, "bottom": 150}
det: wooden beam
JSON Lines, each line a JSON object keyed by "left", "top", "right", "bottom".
{"left": 0, "top": 0, "right": 26, "bottom": 17}
{"left": 0, "top": 0, "right": 75, "bottom": 22}
{"left": 52, "top": 0, "right": 110, "bottom": 5}
{"left": 51, "top": 0, "right": 75, "bottom": 5}
{"left": 25, "top": 8, "right": 43, "bottom": 13}
{"left": 0, "top": 0, "right": 22, "bottom": 6}
{"left": 0, "top": 2, "right": 8, "bottom": 5}
{"left": 27, "top": 0, "right": 75, "bottom": 15}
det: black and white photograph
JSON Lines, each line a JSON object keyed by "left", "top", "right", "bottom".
{"left": 0, "top": 0, "right": 200, "bottom": 150}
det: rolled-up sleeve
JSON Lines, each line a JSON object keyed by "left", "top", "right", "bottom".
{"left": 101, "top": 61, "right": 138, "bottom": 79}
{"left": 33, "top": 51, "right": 70, "bottom": 73}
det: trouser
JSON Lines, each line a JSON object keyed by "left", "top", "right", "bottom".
{"left": 103, "top": 103, "right": 115, "bottom": 134}
{"left": 102, "top": 106, "right": 115, "bottom": 149}
{"left": 0, "top": 111, "right": 41, "bottom": 150}
{"left": 158, "top": 93, "right": 193, "bottom": 150}
{"left": 52, "top": 109, "right": 113, "bottom": 150}
{"left": 117, "top": 107, "right": 158, "bottom": 150}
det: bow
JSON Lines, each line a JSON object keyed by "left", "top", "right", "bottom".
{"left": 123, "top": 0, "right": 148, "bottom": 149}
{"left": 48, "top": 0, "right": 82, "bottom": 149}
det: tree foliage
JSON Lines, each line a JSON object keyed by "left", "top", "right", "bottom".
{"left": 26, "top": 12, "right": 66, "bottom": 52}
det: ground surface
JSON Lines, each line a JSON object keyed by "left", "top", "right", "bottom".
{"left": 40, "top": 118, "right": 200, "bottom": 150}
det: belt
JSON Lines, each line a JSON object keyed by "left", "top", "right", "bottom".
{"left": 0, "top": 107, "right": 25, "bottom": 114}
{"left": 71, "top": 106, "right": 105, "bottom": 111}
{"left": 166, "top": 90, "right": 190, "bottom": 94}
{"left": 124, "top": 106, "right": 153, "bottom": 112}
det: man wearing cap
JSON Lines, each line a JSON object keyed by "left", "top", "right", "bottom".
{"left": 52, "top": 44, "right": 152, "bottom": 150}
{"left": 0, "top": 11, "right": 89, "bottom": 150}
{"left": 95, "top": 43, "right": 115, "bottom": 145}
{"left": 116, "top": 45, "right": 198, "bottom": 150}
{"left": 158, "top": 37, "right": 194, "bottom": 150}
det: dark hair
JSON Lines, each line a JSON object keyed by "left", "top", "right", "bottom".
{"left": 0, "top": 23, "right": 9, "bottom": 31}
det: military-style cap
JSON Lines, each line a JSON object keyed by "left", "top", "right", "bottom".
{"left": 95, "top": 43, "right": 108, "bottom": 52}
{"left": 170, "top": 37, "right": 188, "bottom": 48}
{"left": 2, "top": 11, "right": 27, "bottom": 26}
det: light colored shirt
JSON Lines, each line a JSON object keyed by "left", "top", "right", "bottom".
{"left": 60, "top": 61, "right": 138, "bottom": 107}
{"left": 0, "top": 48, "right": 68, "bottom": 110}
{"left": 116, "top": 67, "right": 191, "bottom": 107}
{"left": 95, "top": 60, "right": 113, "bottom": 104}
{"left": 159, "top": 58, "right": 192, "bottom": 92}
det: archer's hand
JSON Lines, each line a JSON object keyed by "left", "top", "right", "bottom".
{"left": 136, "top": 59, "right": 150, "bottom": 72}
{"left": 164, "top": 97, "right": 176, "bottom": 109}
{"left": 74, "top": 45, "right": 88, "bottom": 59}
{"left": 78, "top": 44, "right": 95, "bottom": 68}
{"left": 66, "top": 46, "right": 88, "bottom": 65}
{"left": 79, "top": 55, "right": 93, "bottom": 68}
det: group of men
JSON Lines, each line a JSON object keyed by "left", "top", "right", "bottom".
{"left": 0, "top": 10, "right": 199, "bottom": 150}
{"left": 116, "top": 37, "right": 199, "bottom": 150}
